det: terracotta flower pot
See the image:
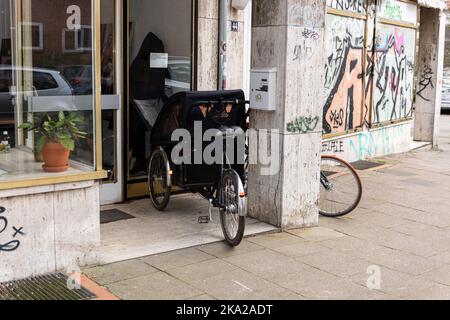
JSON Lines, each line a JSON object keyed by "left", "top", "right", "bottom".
{"left": 42, "top": 142, "right": 70, "bottom": 173}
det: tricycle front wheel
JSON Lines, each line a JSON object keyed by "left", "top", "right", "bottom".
{"left": 148, "top": 148, "right": 172, "bottom": 211}
{"left": 219, "top": 171, "right": 246, "bottom": 247}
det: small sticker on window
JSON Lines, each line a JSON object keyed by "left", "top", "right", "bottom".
{"left": 150, "top": 53, "right": 169, "bottom": 69}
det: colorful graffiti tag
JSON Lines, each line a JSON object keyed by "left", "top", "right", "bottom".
{"left": 324, "top": 15, "right": 365, "bottom": 135}
{"left": 323, "top": 10, "right": 416, "bottom": 135}
{"left": 372, "top": 25, "right": 415, "bottom": 124}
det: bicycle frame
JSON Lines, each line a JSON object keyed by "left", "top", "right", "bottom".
{"left": 320, "top": 172, "right": 333, "bottom": 191}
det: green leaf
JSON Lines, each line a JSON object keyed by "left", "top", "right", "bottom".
{"left": 19, "top": 123, "right": 34, "bottom": 130}
{"left": 58, "top": 111, "right": 65, "bottom": 122}
{"left": 59, "top": 137, "right": 75, "bottom": 151}
{"left": 36, "top": 136, "right": 47, "bottom": 153}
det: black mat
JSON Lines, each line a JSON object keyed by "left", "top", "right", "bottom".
{"left": 101, "top": 209, "right": 135, "bottom": 224}
{"left": 351, "top": 160, "right": 385, "bottom": 171}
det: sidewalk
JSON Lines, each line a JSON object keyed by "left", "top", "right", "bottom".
{"left": 84, "top": 115, "right": 450, "bottom": 300}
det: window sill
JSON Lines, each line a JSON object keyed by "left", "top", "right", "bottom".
{"left": 0, "top": 170, "right": 107, "bottom": 191}
{"left": 0, "top": 148, "right": 107, "bottom": 191}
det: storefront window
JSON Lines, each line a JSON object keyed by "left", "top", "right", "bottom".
{"left": 0, "top": 0, "right": 98, "bottom": 182}
{"left": 323, "top": 0, "right": 418, "bottom": 137}
{"left": 323, "top": 12, "right": 366, "bottom": 135}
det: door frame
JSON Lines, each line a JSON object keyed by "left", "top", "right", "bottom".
{"left": 100, "top": 0, "right": 125, "bottom": 205}
{"left": 123, "top": 0, "right": 198, "bottom": 199}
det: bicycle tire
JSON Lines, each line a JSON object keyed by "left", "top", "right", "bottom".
{"left": 319, "top": 155, "right": 363, "bottom": 217}
{"left": 219, "top": 170, "right": 246, "bottom": 247}
{"left": 148, "top": 148, "right": 172, "bottom": 211}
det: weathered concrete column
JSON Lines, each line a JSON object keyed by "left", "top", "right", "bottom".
{"left": 414, "top": 7, "right": 446, "bottom": 147}
{"left": 248, "top": 0, "right": 326, "bottom": 229}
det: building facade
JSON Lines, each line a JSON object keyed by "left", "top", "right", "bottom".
{"left": 0, "top": 0, "right": 446, "bottom": 282}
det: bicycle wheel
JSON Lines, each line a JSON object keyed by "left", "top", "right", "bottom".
{"left": 220, "top": 170, "right": 246, "bottom": 247}
{"left": 319, "top": 156, "right": 362, "bottom": 217}
{"left": 148, "top": 148, "right": 172, "bottom": 211}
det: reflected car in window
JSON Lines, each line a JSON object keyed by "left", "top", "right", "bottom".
{"left": 0, "top": 65, "right": 73, "bottom": 146}
{"left": 60, "top": 65, "right": 93, "bottom": 95}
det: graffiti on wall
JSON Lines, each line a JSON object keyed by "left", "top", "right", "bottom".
{"left": 0, "top": 207, "right": 24, "bottom": 252}
{"left": 417, "top": 65, "right": 435, "bottom": 102}
{"left": 287, "top": 116, "right": 320, "bottom": 134}
{"left": 324, "top": 13, "right": 416, "bottom": 135}
{"left": 322, "top": 140, "right": 345, "bottom": 153}
{"left": 323, "top": 15, "right": 365, "bottom": 135}
{"left": 379, "top": 0, "right": 418, "bottom": 25}
{"left": 372, "top": 26, "right": 415, "bottom": 124}
{"left": 349, "top": 124, "right": 410, "bottom": 160}
{"left": 323, "top": 124, "right": 411, "bottom": 161}
{"left": 327, "top": 0, "right": 367, "bottom": 15}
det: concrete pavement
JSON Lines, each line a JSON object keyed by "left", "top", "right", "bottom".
{"left": 84, "top": 115, "right": 450, "bottom": 300}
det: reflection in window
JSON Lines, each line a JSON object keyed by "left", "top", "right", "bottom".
{"left": 0, "top": 0, "right": 97, "bottom": 181}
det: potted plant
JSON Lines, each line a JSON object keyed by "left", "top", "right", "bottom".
{"left": 20, "top": 111, "right": 86, "bottom": 173}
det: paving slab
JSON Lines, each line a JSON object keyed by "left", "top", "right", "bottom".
{"left": 166, "top": 259, "right": 238, "bottom": 282}
{"left": 188, "top": 269, "right": 303, "bottom": 300}
{"left": 84, "top": 259, "right": 158, "bottom": 286}
{"left": 140, "top": 248, "right": 215, "bottom": 271}
{"left": 197, "top": 240, "right": 265, "bottom": 258}
{"left": 107, "top": 272, "right": 203, "bottom": 300}
{"left": 271, "top": 241, "right": 330, "bottom": 258}
{"left": 287, "top": 227, "right": 347, "bottom": 242}
{"left": 350, "top": 268, "right": 435, "bottom": 298}
{"left": 246, "top": 232, "right": 307, "bottom": 249}
{"left": 407, "top": 284, "right": 450, "bottom": 300}
{"left": 296, "top": 250, "right": 375, "bottom": 278}
{"left": 421, "top": 266, "right": 450, "bottom": 287}
{"left": 223, "top": 250, "right": 312, "bottom": 280}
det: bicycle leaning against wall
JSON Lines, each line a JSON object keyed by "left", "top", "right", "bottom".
{"left": 319, "top": 155, "right": 363, "bottom": 217}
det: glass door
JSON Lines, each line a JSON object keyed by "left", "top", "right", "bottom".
{"left": 125, "top": 0, "right": 194, "bottom": 198}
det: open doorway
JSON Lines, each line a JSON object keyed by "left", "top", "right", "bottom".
{"left": 125, "top": 0, "right": 195, "bottom": 199}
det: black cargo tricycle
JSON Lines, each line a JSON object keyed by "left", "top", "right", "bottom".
{"left": 148, "top": 90, "right": 248, "bottom": 246}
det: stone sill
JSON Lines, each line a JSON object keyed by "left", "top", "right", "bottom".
{"left": 0, "top": 171, "right": 107, "bottom": 197}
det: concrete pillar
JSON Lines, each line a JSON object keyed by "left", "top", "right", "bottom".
{"left": 248, "top": 0, "right": 326, "bottom": 229}
{"left": 197, "top": 0, "right": 246, "bottom": 90}
{"left": 197, "top": 0, "right": 219, "bottom": 90}
{"left": 414, "top": 8, "right": 446, "bottom": 148}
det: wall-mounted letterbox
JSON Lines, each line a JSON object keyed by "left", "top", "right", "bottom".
{"left": 250, "top": 68, "right": 277, "bottom": 111}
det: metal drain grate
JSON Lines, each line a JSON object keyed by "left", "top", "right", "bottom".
{"left": 0, "top": 273, "right": 96, "bottom": 300}
{"left": 351, "top": 160, "right": 386, "bottom": 171}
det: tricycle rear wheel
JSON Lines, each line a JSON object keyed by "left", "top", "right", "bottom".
{"left": 148, "top": 148, "right": 172, "bottom": 211}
